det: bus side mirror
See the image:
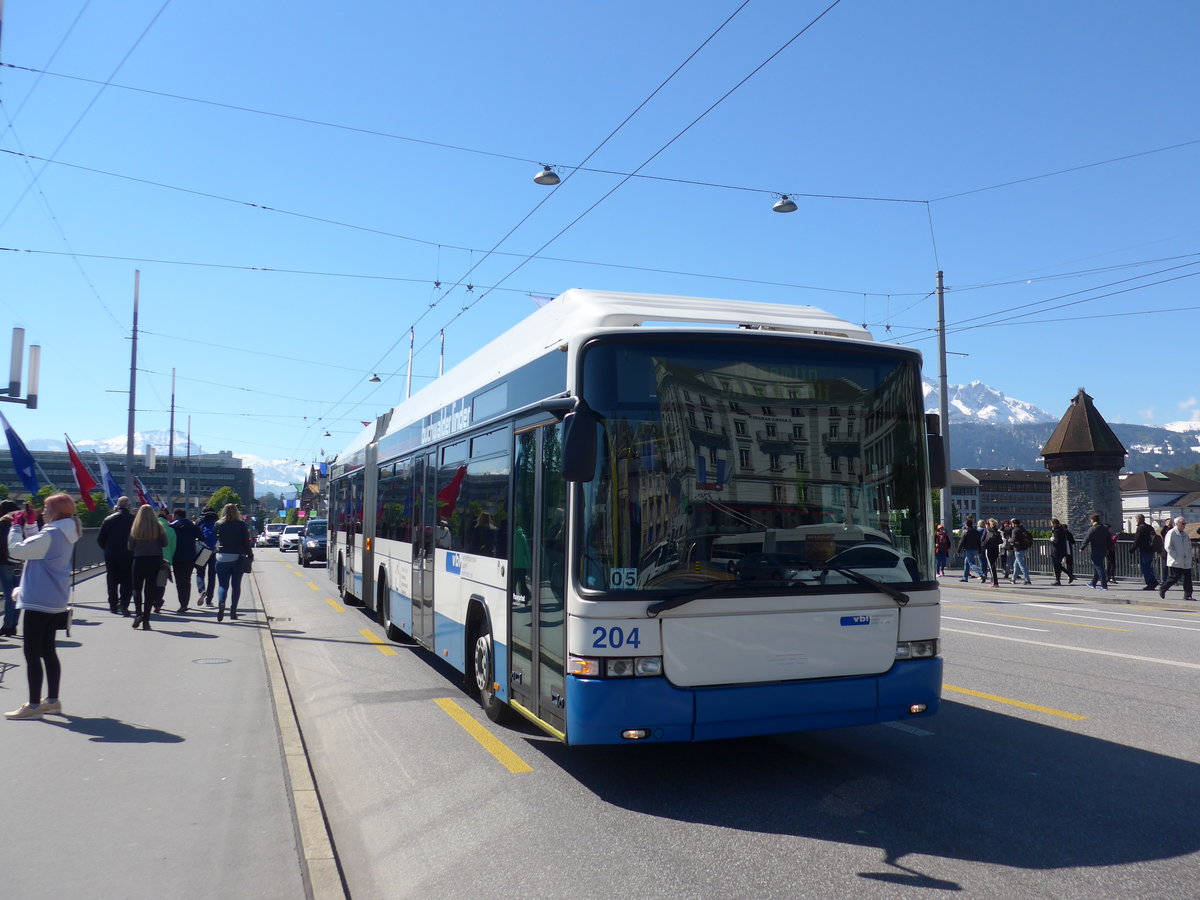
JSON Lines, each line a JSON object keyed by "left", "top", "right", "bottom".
{"left": 925, "top": 413, "right": 947, "bottom": 489}
{"left": 562, "top": 400, "right": 599, "bottom": 483}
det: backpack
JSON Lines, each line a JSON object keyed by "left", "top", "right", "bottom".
{"left": 1150, "top": 532, "right": 1164, "bottom": 554}
{"left": 1013, "top": 527, "right": 1032, "bottom": 551}
{"left": 200, "top": 518, "right": 217, "bottom": 548}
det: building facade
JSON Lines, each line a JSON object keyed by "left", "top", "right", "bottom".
{"left": 0, "top": 449, "right": 254, "bottom": 513}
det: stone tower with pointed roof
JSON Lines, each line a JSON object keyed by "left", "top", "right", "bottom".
{"left": 1041, "top": 388, "right": 1127, "bottom": 536}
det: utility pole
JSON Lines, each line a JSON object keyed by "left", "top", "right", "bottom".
{"left": 166, "top": 368, "right": 176, "bottom": 512}
{"left": 125, "top": 271, "right": 139, "bottom": 502}
{"left": 936, "top": 270, "right": 952, "bottom": 534}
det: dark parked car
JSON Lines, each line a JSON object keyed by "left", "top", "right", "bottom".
{"left": 298, "top": 519, "right": 327, "bottom": 568}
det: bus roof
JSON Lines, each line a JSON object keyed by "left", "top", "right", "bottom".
{"left": 333, "top": 289, "right": 877, "bottom": 463}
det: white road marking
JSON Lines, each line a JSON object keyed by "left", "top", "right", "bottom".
{"left": 942, "top": 616, "right": 1050, "bottom": 632}
{"left": 942, "top": 628, "right": 1200, "bottom": 670}
{"left": 1024, "top": 604, "right": 1200, "bottom": 632}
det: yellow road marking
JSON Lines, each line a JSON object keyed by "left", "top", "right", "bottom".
{"left": 325, "top": 596, "right": 346, "bottom": 612}
{"left": 294, "top": 571, "right": 306, "bottom": 578}
{"left": 360, "top": 628, "right": 397, "bottom": 656}
{"left": 984, "top": 612, "right": 1128, "bottom": 631}
{"left": 943, "top": 683, "right": 1087, "bottom": 720}
{"left": 434, "top": 698, "right": 533, "bottom": 774}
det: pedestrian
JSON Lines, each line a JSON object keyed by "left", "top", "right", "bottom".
{"left": 1158, "top": 520, "right": 1173, "bottom": 584}
{"left": 128, "top": 504, "right": 167, "bottom": 630}
{"left": 998, "top": 520, "right": 1013, "bottom": 579}
{"left": 981, "top": 518, "right": 1002, "bottom": 587}
{"left": 1157, "top": 517, "right": 1195, "bottom": 601}
{"left": 1131, "top": 514, "right": 1159, "bottom": 590}
{"left": 1010, "top": 518, "right": 1033, "bottom": 585}
{"left": 96, "top": 496, "right": 135, "bottom": 615}
{"left": 214, "top": 503, "right": 253, "bottom": 623}
{"left": 169, "top": 509, "right": 200, "bottom": 613}
{"left": 957, "top": 515, "right": 984, "bottom": 582}
{"left": 1081, "top": 514, "right": 1111, "bottom": 590}
{"left": 155, "top": 508, "right": 176, "bottom": 614}
{"left": 0, "top": 499, "right": 20, "bottom": 637}
{"left": 1105, "top": 525, "right": 1121, "bottom": 584}
{"left": 1049, "top": 518, "right": 1075, "bottom": 585}
{"left": 933, "top": 524, "right": 950, "bottom": 576}
{"left": 4, "top": 493, "right": 80, "bottom": 720}
{"left": 194, "top": 507, "right": 218, "bottom": 605}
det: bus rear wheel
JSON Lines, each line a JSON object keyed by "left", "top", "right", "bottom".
{"left": 377, "top": 578, "right": 405, "bottom": 642}
{"left": 473, "top": 622, "right": 511, "bottom": 724}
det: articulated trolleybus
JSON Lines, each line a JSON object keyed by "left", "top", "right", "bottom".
{"left": 328, "top": 290, "right": 944, "bottom": 745}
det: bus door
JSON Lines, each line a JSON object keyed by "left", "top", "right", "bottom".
{"left": 509, "top": 422, "right": 567, "bottom": 734}
{"left": 411, "top": 452, "right": 437, "bottom": 647}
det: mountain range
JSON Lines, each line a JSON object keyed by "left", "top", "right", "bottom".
{"left": 920, "top": 377, "right": 1200, "bottom": 471}
{"left": 28, "top": 432, "right": 307, "bottom": 497}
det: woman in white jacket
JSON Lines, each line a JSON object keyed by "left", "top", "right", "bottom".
{"left": 4, "top": 493, "right": 81, "bottom": 721}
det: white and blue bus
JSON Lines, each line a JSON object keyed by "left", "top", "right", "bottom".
{"left": 328, "top": 290, "right": 944, "bottom": 745}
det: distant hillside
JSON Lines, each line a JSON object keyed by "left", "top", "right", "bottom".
{"left": 949, "top": 422, "right": 1200, "bottom": 472}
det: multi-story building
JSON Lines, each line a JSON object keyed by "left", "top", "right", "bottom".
{"left": 1119, "top": 471, "right": 1200, "bottom": 531}
{"left": 0, "top": 449, "right": 254, "bottom": 513}
{"left": 950, "top": 469, "right": 1052, "bottom": 530}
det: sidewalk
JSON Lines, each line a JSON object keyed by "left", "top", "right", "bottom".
{"left": 0, "top": 572, "right": 311, "bottom": 900}
{"left": 941, "top": 568, "right": 1197, "bottom": 609}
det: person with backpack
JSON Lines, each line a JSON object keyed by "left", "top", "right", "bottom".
{"left": 1010, "top": 518, "right": 1033, "bottom": 585}
{"left": 194, "top": 508, "right": 219, "bottom": 606}
{"left": 1082, "top": 514, "right": 1111, "bottom": 590}
{"left": 1131, "top": 514, "right": 1160, "bottom": 590}
{"left": 1105, "top": 525, "right": 1121, "bottom": 585}
{"left": 956, "top": 515, "right": 984, "bottom": 582}
{"left": 980, "top": 519, "right": 1003, "bottom": 587}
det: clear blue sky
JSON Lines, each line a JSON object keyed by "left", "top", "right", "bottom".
{"left": 1, "top": 0, "right": 1197, "bottom": 469}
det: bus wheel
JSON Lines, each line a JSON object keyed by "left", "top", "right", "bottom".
{"left": 378, "top": 578, "right": 404, "bottom": 642}
{"left": 473, "top": 622, "right": 510, "bottom": 724}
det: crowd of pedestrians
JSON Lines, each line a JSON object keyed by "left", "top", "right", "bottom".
{"left": 944, "top": 512, "right": 1195, "bottom": 598}
{"left": 4, "top": 497, "right": 258, "bottom": 721}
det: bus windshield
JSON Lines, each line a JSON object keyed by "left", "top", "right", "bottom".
{"left": 577, "top": 335, "right": 933, "bottom": 595}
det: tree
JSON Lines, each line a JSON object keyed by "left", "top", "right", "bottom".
{"left": 206, "top": 486, "right": 243, "bottom": 511}
{"left": 78, "top": 497, "right": 111, "bottom": 527}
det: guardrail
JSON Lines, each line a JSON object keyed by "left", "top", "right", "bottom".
{"left": 951, "top": 537, "right": 1200, "bottom": 582}
{"left": 71, "top": 526, "right": 106, "bottom": 584}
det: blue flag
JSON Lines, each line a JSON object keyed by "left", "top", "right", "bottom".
{"left": 95, "top": 452, "right": 123, "bottom": 506}
{"left": 0, "top": 411, "right": 38, "bottom": 495}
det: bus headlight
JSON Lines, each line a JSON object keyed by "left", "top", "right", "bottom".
{"left": 569, "top": 656, "right": 663, "bottom": 678}
{"left": 895, "top": 639, "right": 939, "bottom": 660}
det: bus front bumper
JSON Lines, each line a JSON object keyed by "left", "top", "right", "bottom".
{"left": 564, "top": 658, "right": 942, "bottom": 745}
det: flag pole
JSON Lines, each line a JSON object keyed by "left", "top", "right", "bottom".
{"left": 166, "top": 367, "right": 176, "bottom": 512}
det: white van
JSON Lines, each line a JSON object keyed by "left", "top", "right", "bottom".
{"left": 263, "top": 522, "right": 286, "bottom": 546}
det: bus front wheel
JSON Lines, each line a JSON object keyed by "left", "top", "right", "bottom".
{"left": 472, "top": 622, "right": 511, "bottom": 724}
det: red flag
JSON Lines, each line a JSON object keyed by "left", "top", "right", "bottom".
{"left": 65, "top": 435, "right": 98, "bottom": 511}
{"left": 133, "top": 474, "right": 150, "bottom": 507}
{"left": 436, "top": 465, "right": 467, "bottom": 520}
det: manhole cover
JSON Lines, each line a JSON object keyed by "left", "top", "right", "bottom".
{"left": 193, "top": 658, "right": 232, "bottom": 665}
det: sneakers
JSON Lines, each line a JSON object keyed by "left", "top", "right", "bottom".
{"left": 37, "top": 699, "right": 62, "bottom": 716}
{"left": 5, "top": 703, "right": 42, "bottom": 720}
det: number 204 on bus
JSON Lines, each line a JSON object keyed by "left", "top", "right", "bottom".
{"left": 328, "top": 289, "right": 944, "bottom": 745}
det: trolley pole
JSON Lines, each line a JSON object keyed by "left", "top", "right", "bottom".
{"left": 125, "top": 271, "right": 139, "bottom": 502}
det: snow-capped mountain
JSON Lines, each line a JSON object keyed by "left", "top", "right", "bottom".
{"left": 1163, "top": 420, "right": 1200, "bottom": 434}
{"left": 921, "top": 377, "right": 1057, "bottom": 425}
{"left": 27, "top": 431, "right": 308, "bottom": 497}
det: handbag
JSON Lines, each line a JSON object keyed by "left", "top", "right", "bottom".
{"left": 156, "top": 561, "right": 172, "bottom": 588}
{"left": 240, "top": 548, "right": 254, "bottom": 574}
{"left": 195, "top": 545, "right": 213, "bottom": 568}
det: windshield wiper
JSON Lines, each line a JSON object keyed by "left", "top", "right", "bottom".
{"left": 815, "top": 564, "right": 910, "bottom": 606}
{"left": 645, "top": 581, "right": 784, "bottom": 618}
{"left": 644, "top": 564, "right": 909, "bottom": 617}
